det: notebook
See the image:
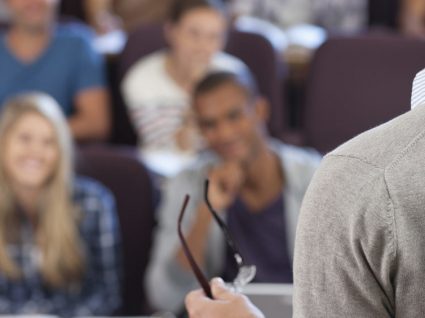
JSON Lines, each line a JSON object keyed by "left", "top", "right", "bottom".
{"left": 242, "top": 283, "right": 293, "bottom": 318}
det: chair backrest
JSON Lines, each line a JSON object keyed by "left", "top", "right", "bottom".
{"left": 59, "top": 0, "right": 87, "bottom": 22}
{"left": 114, "top": 24, "right": 286, "bottom": 143}
{"left": 118, "top": 24, "right": 166, "bottom": 78}
{"left": 368, "top": 0, "right": 400, "bottom": 29}
{"left": 303, "top": 34, "right": 425, "bottom": 154}
{"left": 226, "top": 30, "right": 286, "bottom": 137}
{"left": 75, "top": 145, "right": 157, "bottom": 315}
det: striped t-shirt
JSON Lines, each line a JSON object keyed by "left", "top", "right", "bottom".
{"left": 121, "top": 50, "right": 249, "bottom": 175}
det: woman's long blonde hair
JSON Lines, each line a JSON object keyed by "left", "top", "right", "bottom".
{"left": 0, "top": 92, "right": 84, "bottom": 288}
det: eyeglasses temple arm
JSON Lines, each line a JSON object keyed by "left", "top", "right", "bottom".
{"left": 204, "top": 179, "right": 245, "bottom": 266}
{"left": 178, "top": 194, "right": 213, "bottom": 299}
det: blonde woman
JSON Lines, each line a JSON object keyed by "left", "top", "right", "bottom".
{"left": 0, "top": 92, "right": 121, "bottom": 316}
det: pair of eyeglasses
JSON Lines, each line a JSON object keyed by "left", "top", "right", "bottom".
{"left": 177, "top": 179, "right": 256, "bottom": 299}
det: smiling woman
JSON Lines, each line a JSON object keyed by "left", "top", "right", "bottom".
{"left": 121, "top": 0, "right": 249, "bottom": 176}
{"left": 3, "top": 109, "right": 59, "bottom": 196}
{"left": 0, "top": 92, "right": 122, "bottom": 316}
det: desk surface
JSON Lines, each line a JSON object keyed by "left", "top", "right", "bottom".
{"left": 242, "top": 283, "right": 293, "bottom": 318}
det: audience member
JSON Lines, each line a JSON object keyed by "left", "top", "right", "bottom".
{"left": 112, "top": 0, "right": 173, "bottom": 33}
{"left": 400, "top": 0, "right": 425, "bottom": 38}
{"left": 183, "top": 67, "right": 425, "bottom": 318}
{"left": 145, "top": 71, "right": 321, "bottom": 313}
{"left": 0, "top": 92, "right": 121, "bottom": 316}
{"left": 229, "top": 0, "right": 368, "bottom": 33}
{"left": 83, "top": 0, "right": 120, "bottom": 35}
{"left": 0, "top": 0, "right": 10, "bottom": 24}
{"left": 121, "top": 0, "right": 248, "bottom": 176}
{"left": 0, "top": 0, "right": 111, "bottom": 142}
{"left": 59, "top": 0, "right": 171, "bottom": 34}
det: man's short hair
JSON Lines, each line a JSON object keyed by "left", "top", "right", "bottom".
{"left": 193, "top": 70, "right": 260, "bottom": 101}
{"left": 168, "top": 0, "right": 227, "bottom": 24}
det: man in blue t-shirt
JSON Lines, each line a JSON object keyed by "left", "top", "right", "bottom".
{"left": 0, "top": 0, "right": 110, "bottom": 141}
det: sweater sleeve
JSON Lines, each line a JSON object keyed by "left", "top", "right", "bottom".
{"left": 144, "top": 171, "right": 209, "bottom": 313}
{"left": 293, "top": 154, "right": 396, "bottom": 318}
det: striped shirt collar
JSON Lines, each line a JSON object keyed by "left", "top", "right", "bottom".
{"left": 411, "top": 68, "right": 425, "bottom": 109}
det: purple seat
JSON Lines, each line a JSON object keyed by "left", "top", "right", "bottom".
{"left": 112, "top": 24, "right": 286, "bottom": 144}
{"left": 368, "top": 0, "right": 400, "bottom": 30}
{"left": 226, "top": 30, "right": 286, "bottom": 137}
{"left": 75, "top": 145, "right": 157, "bottom": 315}
{"left": 59, "top": 0, "right": 87, "bottom": 22}
{"left": 303, "top": 34, "right": 425, "bottom": 154}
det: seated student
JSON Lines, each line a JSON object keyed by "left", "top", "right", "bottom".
{"left": 0, "top": 1, "right": 10, "bottom": 24}
{"left": 59, "top": 0, "right": 120, "bottom": 35}
{"left": 111, "top": 0, "right": 174, "bottom": 32}
{"left": 229, "top": 0, "right": 368, "bottom": 33}
{"left": 59, "top": 0, "right": 172, "bottom": 34}
{"left": 0, "top": 0, "right": 110, "bottom": 142}
{"left": 400, "top": 0, "right": 425, "bottom": 38}
{"left": 121, "top": 0, "right": 248, "bottom": 176}
{"left": 0, "top": 92, "right": 121, "bottom": 316}
{"left": 144, "top": 71, "right": 321, "bottom": 313}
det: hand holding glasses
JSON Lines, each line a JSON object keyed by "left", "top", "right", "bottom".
{"left": 177, "top": 179, "right": 256, "bottom": 298}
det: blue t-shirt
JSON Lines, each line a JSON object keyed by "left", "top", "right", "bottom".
{"left": 222, "top": 193, "right": 293, "bottom": 283}
{"left": 0, "top": 24, "right": 106, "bottom": 116}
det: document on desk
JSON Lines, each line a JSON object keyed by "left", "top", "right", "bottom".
{"left": 241, "top": 283, "right": 293, "bottom": 318}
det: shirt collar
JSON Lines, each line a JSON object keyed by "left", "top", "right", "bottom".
{"left": 411, "top": 68, "right": 425, "bottom": 109}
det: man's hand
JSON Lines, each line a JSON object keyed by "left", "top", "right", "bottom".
{"left": 176, "top": 161, "right": 243, "bottom": 270}
{"left": 207, "top": 161, "right": 244, "bottom": 211}
{"left": 185, "top": 278, "right": 264, "bottom": 318}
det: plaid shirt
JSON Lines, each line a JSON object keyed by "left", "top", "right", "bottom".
{"left": 0, "top": 177, "right": 122, "bottom": 317}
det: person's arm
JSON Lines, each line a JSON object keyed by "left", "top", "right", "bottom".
{"left": 185, "top": 278, "right": 264, "bottom": 318}
{"left": 69, "top": 87, "right": 111, "bottom": 141}
{"left": 145, "top": 162, "right": 243, "bottom": 312}
{"left": 84, "top": 0, "right": 121, "bottom": 34}
{"left": 293, "top": 155, "right": 396, "bottom": 317}
{"left": 175, "top": 161, "right": 244, "bottom": 271}
{"left": 69, "top": 35, "right": 111, "bottom": 142}
{"left": 175, "top": 203, "right": 214, "bottom": 271}
{"left": 400, "top": 0, "right": 425, "bottom": 38}
{"left": 145, "top": 172, "right": 208, "bottom": 312}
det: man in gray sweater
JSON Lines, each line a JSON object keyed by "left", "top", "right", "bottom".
{"left": 145, "top": 71, "right": 321, "bottom": 314}
{"left": 186, "top": 68, "right": 425, "bottom": 317}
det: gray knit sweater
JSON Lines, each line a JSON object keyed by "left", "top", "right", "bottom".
{"left": 145, "top": 139, "right": 321, "bottom": 313}
{"left": 294, "top": 105, "right": 425, "bottom": 317}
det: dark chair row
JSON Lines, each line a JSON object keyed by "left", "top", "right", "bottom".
{"left": 110, "top": 25, "right": 425, "bottom": 156}
{"left": 76, "top": 145, "right": 157, "bottom": 315}
{"left": 58, "top": 0, "right": 402, "bottom": 32}
{"left": 301, "top": 33, "right": 425, "bottom": 153}
{"left": 5, "top": 18, "right": 421, "bottom": 157}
